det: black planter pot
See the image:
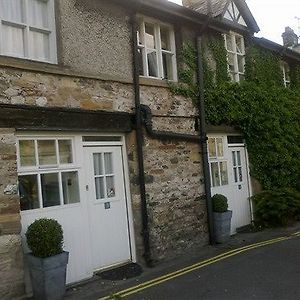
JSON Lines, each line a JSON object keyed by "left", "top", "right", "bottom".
{"left": 27, "top": 251, "right": 69, "bottom": 300}
{"left": 213, "top": 210, "right": 232, "bottom": 243}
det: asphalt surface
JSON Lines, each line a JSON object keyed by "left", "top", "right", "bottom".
{"left": 125, "top": 235, "right": 300, "bottom": 300}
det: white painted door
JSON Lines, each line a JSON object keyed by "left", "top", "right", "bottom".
{"left": 18, "top": 136, "right": 92, "bottom": 286}
{"left": 84, "top": 146, "right": 131, "bottom": 270}
{"left": 208, "top": 136, "right": 251, "bottom": 234}
{"left": 229, "top": 146, "right": 251, "bottom": 231}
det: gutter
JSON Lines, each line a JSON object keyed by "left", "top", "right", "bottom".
{"left": 130, "top": 13, "right": 153, "bottom": 267}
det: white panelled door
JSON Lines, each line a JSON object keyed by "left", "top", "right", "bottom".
{"left": 209, "top": 136, "right": 252, "bottom": 234}
{"left": 229, "top": 146, "right": 251, "bottom": 232}
{"left": 19, "top": 135, "right": 134, "bottom": 290}
{"left": 84, "top": 146, "right": 131, "bottom": 270}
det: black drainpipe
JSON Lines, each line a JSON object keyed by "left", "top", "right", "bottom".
{"left": 130, "top": 13, "right": 153, "bottom": 267}
{"left": 196, "top": 35, "right": 215, "bottom": 245}
{"left": 196, "top": 1, "right": 215, "bottom": 244}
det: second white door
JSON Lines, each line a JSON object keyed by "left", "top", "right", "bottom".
{"left": 84, "top": 146, "right": 132, "bottom": 271}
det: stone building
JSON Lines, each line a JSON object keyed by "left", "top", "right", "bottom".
{"left": 0, "top": 0, "right": 299, "bottom": 299}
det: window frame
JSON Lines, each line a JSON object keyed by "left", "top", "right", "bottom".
{"left": 208, "top": 137, "right": 229, "bottom": 188}
{"left": 0, "top": 0, "right": 57, "bottom": 63}
{"left": 17, "top": 136, "right": 80, "bottom": 211}
{"left": 281, "top": 61, "right": 291, "bottom": 87}
{"left": 224, "top": 32, "right": 245, "bottom": 82}
{"left": 137, "top": 16, "right": 177, "bottom": 81}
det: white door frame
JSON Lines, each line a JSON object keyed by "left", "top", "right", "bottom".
{"left": 17, "top": 132, "right": 137, "bottom": 286}
{"left": 80, "top": 134, "right": 137, "bottom": 266}
{"left": 208, "top": 133, "right": 253, "bottom": 232}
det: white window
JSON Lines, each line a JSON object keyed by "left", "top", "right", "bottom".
{"left": 208, "top": 137, "right": 229, "bottom": 187}
{"left": 224, "top": 32, "right": 245, "bottom": 82}
{"left": 137, "top": 17, "right": 177, "bottom": 81}
{"left": 17, "top": 137, "right": 80, "bottom": 211}
{"left": 0, "top": 0, "right": 57, "bottom": 63}
{"left": 281, "top": 62, "right": 291, "bottom": 87}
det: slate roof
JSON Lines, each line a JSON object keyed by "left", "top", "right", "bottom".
{"left": 183, "top": 0, "right": 260, "bottom": 33}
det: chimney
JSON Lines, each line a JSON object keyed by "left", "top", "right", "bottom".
{"left": 282, "top": 27, "right": 299, "bottom": 48}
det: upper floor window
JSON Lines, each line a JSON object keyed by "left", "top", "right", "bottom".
{"left": 281, "top": 62, "right": 290, "bottom": 87}
{"left": 0, "top": 0, "right": 57, "bottom": 63}
{"left": 224, "top": 32, "right": 245, "bottom": 82}
{"left": 137, "top": 17, "right": 177, "bottom": 81}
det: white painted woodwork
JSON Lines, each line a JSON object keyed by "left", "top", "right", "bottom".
{"left": 84, "top": 146, "right": 132, "bottom": 270}
{"left": 210, "top": 135, "right": 251, "bottom": 234}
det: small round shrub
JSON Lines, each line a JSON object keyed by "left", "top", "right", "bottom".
{"left": 212, "top": 194, "right": 228, "bottom": 213}
{"left": 26, "top": 218, "right": 63, "bottom": 258}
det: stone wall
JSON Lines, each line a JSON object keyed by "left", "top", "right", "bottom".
{"left": 0, "top": 64, "right": 208, "bottom": 292}
{"left": 0, "top": 129, "right": 24, "bottom": 300}
{"left": 57, "top": 0, "right": 132, "bottom": 79}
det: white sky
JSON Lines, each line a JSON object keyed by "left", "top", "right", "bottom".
{"left": 169, "top": 0, "right": 300, "bottom": 45}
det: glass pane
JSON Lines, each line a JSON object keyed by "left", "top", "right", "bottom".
{"left": 19, "top": 140, "right": 36, "bottom": 167}
{"left": 29, "top": 30, "right": 50, "bottom": 61}
{"left": 93, "top": 153, "right": 103, "bottom": 175}
{"left": 104, "top": 153, "right": 113, "bottom": 174}
{"left": 225, "top": 34, "right": 233, "bottom": 51}
{"left": 38, "top": 140, "right": 57, "bottom": 165}
{"left": 160, "top": 27, "right": 171, "bottom": 51}
{"left": 228, "top": 53, "right": 235, "bottom": 72}
{"left": 233, "top": 167, "right": 238, "bottom": 183}
{"left": 208, "top": 138, "right": 216, "bottom": 158}
{"left": 238, "top": 167, "right": 243, "bottom": 182}
{"left": 29, "top": 0, "right": 48, "bottom": 28}
{"left": 239, "top": 74, "right": 245, "bottom": 81}
{"left": 59, "top": 140, "right": 73, "bottom": 164}
{"left": 0, "top": 0, "right": 23, "bottom": 22}
{"left": 145, "top": 23, "right": 156, "bottom": 49}
{"left": 220, "top": 162, "right": 229, "bottom": 185}
{"left": 162, "top": 52, "right": 173, "bottom": 80}
{"left": 237, "top": 55, "right": 245, "bottom": 73}
{"left": 235, "top": 36, "right": 244, "bottom": 54}
{"left": 62, "top": 172, "right": 80, "bottom": 204}
{"left": 18, "top": 175, "right": 39, "bottom": 211}
{"left": 216, "top": 138, "right": 223, "bottom": 157}
{"left": 232, "top": 151, "right": 236, "bottom": 167}
{"left": 106, "top": 176, "right": 115, "bottom": 198}
{"left": 237, "top": 151, "right": 241, "bottom": 166}
{"left": 210, "top": 162, "right": 220, "bottom": 187}
{"left": 147, "top": 50, "right": 158, "bottom": 77}
{"left": 2, "top": 24, "right": 25, "bottom": 57}
{"left": 95, "top": 177, "right": 105, "bottom": 199}
{"left": 41, "top": 173, "right": 60, "bottom": 207}
{"left": 138, "top": 47, "right": 144, "bottom": 76}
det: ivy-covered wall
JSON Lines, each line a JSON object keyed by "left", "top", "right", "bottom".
{"left": 171, "top": 33, "right": 300, "bottom": 191}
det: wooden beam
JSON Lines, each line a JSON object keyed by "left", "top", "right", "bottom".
{"left": 0, "top": 104, "right": 134, "bottom": 132}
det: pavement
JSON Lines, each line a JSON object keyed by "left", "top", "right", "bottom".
{"left": 65, "top": 222, "right": 300, "bottom": 300}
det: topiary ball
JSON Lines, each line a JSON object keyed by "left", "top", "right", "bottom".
{"left": 26, "top": 218, "right": 63, "bottom": 258}
{"left": 212, "top": 194, "right": 228, "bottom": 213}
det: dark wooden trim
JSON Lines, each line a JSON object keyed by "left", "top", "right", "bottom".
{"left": 0, "top": 104, "right": 134, "bottom": 132}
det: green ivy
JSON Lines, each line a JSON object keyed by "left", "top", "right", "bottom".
{"left": 170, "top": 36, "right": 300, "bottom": 191}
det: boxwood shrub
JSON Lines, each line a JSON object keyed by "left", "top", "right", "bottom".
{"left": 26, "top": 218, "right": 63, "bottom": 258}
{"left": 212, "top": 194, "right": 228, "bottom": 213}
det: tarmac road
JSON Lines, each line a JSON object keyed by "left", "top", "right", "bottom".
{"left": 122, "top": 235, "right": 300, "bottom": 300}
